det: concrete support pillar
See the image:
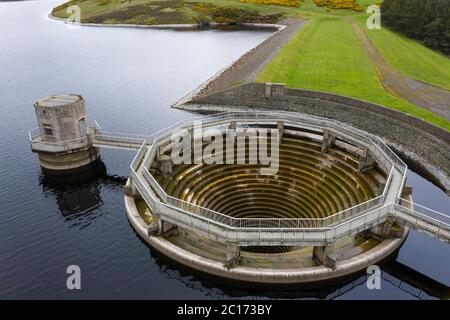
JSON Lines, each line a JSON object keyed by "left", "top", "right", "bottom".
{"left": 358, "top": 148, "right": 375, "bottom": 173}
{"left": 264, "top": 83, "right": 285, "bottom": 100}
{"left": 313, "top": 242, "right": 337, "bottom": 270}
{"left": 401, "top": 180, "right": 413, "bottom": 199}
{"left": 147, "top": 214, "right": 177, "bottom": 237}
{"left": 161, "top": 220, "right": 177, "bottom": 235}
{"left": 370, "top": 217, "right": 404, "bottom": 240}
{"left": 321, "top": 130, "right": 336, "bottom": 153}
{"left": 156, "top": 154, "right": 173, "bottom": 177}
{"left": 229, "top": 121, "right": 237, "bottom": 131}
{"left": 123, "top": 179, "right": 142, "bottom": 199}
{"left": 265, "top": 83, "right": 272, "bottom": 98}
{"left": 377, "top": 183, "right": 386, "bottom": 196}
{"left": 277, "top": 121, "right": 284, "bottom": 144}
{"left": 147, "top": 214, "right": 161, "bottom": 236}
{"left": 224, "top": 243, "right": 241, "bottom": 269}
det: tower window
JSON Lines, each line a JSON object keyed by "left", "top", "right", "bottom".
{"left": 44, "top": 128, "right": 53, "bottom": 136}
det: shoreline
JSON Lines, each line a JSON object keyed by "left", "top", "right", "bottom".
{"left": 48, "top": 12, "right": 286, "bottom": 31}
{"left": 175, "top": 19, "right": 304, "bottom": 104}
{"left": 171, "top": 19, "right": 299, "bottom": 108}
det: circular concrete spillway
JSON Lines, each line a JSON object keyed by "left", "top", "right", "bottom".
{"left": 157, "top": 135, "right": 384, "bottom": 219}
{"left": 125, "top": 113, "right": 409, "bottom": 285}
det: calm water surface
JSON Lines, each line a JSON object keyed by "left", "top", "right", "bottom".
{"left": 0, "top": 0, "right": 448, "bottom": 299}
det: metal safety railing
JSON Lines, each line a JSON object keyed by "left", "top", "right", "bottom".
{"left": 393, "top": 202, "right": 450, "bottom": 240}
{"left": 29, "top": 120, "right": 100, "bottom": 149}
{"left": 30, "top": 132, "right": 90, "bottom": 150}
{"left": 91, "top": 130, "right": 147, "bottom": 147}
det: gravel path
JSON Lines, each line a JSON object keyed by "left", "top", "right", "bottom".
{"left": 353, "top": 22, "right": 450, "bottom": 121}
{"left": 196, "top": 19, "right": 305, "bottom": 97}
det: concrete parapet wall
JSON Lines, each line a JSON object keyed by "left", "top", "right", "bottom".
{"left": 185, "top": 83, "right": 450, "bottom": 193}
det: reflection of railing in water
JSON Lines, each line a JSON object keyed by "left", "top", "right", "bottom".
{"left": 382, "top": 261, "right": 450, "bottom": 300}
{"left": 324, "top": 273, "right": 437, "bottom": 300}
{"left": 391, "top": 202, "right": 450, "bottom": 241}
{"left": 325, "top": 275, "right": 367, "bottom": 300}
{"left": 327, "top": 260, "right": 449, "bottom": 300}
{"left": 381, "top": 271, "right": 437, "bottom": 300}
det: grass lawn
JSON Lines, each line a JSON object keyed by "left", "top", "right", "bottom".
{"left": 354, "top": 15, "right": 450, "bottom": 91}
{"left": 256, "top": 17, "right": 450, "bottom": 130}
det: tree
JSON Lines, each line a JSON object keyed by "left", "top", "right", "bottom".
{"left": 381, "top": 0, "right": 450, "bottom": 54}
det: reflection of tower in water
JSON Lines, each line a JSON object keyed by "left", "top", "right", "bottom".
{"left": 38, "top": 159, "right": 126, "bottom": 220}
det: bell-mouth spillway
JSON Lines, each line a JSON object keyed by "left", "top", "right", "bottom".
{"left": 122, "top": 111, "right": 450, "bottom": 284}
{"left": 156, "top": 135, "right": 385, "bottom": 222}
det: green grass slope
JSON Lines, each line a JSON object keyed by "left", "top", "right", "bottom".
{"left": 355, "top": 15, "right": 450, "bottom": 91}
{"left": 257, "top": 17, "right": 450, "bottom": 130}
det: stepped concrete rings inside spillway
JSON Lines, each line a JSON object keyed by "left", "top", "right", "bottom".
{"left": 157, "top": 140, "right": 385, "bottom": 225}
{"left": 125, "top": 111, "right": 411, "bottom": 284}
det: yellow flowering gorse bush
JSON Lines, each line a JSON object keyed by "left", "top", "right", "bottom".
{"left": 239, "top": 0, "right": 301, "bottom": 8}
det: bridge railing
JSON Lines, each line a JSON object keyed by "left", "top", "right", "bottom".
{"left": 29, "top": 128, "right": 41, "bottom": 141}
{"left": 393, "top": 201, "right": 450, "bottom": 241}
{"left": 130, "top": 173, "right": 395, "bottom": 243}
{"left": 130, "top": 141, "right": 148, "bottom": 171}
{"left": 91, "top": 130, "right": 147, "bottom": 146}
{"left": 148, "top": 174, "right": 387, "bottom": 230}
{"left": 30, "top": 133, "right": 90, "bottom": 150}
{"left": 399, "top": 199, "right": 450, "bottom": 224}
{"left": 88, "top": 120, "right": 101, "bottom": 133}
{"left": 29, "top": 120, "right": 101, "bottom": 149}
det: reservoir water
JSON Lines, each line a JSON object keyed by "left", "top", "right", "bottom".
{"left": 0, "top": 0, "right": 448, "bottom": 299}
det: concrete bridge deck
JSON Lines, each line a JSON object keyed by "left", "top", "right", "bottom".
{"left": 91, "top": 132, "right": 146, "bottom": 151}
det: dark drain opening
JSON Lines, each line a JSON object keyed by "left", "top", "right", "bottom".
{"left": 242, "top": 246, "right": 296, "bottom": 254}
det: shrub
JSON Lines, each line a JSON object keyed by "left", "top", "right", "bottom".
{"left": 239, "top": 0, "right": 301, "bottom": 7}
{"left": 313, "top": 0, "right": 364, "bottom": 12}
{"left": 382, "top": 0, "right": 450, "bottom": 54}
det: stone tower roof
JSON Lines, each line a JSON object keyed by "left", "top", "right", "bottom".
{"left": 35, "top": 94, "right": 82, "bottom": 108}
